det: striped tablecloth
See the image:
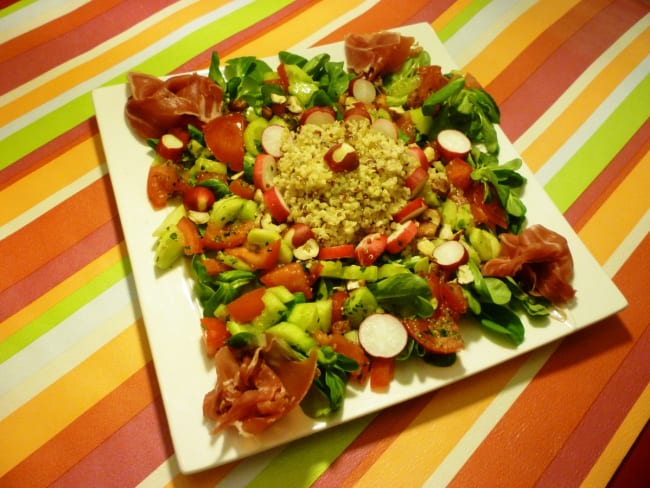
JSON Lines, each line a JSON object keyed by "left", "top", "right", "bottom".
{"left": 1, "top": 1, "right": 648, "bottom": 486}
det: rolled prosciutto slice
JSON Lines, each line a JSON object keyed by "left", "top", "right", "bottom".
{"left": 203, "top": 337, "right": 318, "bottom": 435}
{"left": 481, "top": 224, "right": 576, "bottom": 305}
{"left": 125, "top": 72, "right": 224, "bottom": 139}
{"left": 344, "top": 30, "right": 421, "bottom": 80}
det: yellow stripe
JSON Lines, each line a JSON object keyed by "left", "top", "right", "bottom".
{"left": 522, "top": 27, "right": 650, "bottom": 173}
{"left": 463, "top": 0, "right": 582, "bottom": 86}
{"left": 220, "top": 0, "right": 366, "bottom": 63}
{"left": 432, "top": 0, "right": 474, "bottom": 33}
{"left": 0, "top": 0, "right": 231, "bottom": 127}
{"left": 0, "top": 320, "right": 150, "bottom": 477}
{"left": 580, "top": 382, "right": 650, "bottom": 487}
{"left": 578, "top": 150, "right": 650, "bottom": 265}
{"left": 355, "top": 355, "right": 528, "bottom": 486}
{"left": 0, "top": 243, "right": 126, "bottom": 342}
{"left": 0, "top": 136, "right": 103, "bottom": 226}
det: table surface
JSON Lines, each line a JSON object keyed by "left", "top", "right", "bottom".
{"left": 1, "top": 1, "right": 649, "bottom": 487}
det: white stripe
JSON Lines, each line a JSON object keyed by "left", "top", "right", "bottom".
{"left": 423, "top": 342, "right": 560, "bottom": 488}
{"left": 0, "top": 0, "right": 91, "bottom": 43}
{"left": 0, "top": 0, "right": 199, "bottom": 105}
{"left": 0, "top": 0, "right": 254, "bottom": 139}
{"left": 603, "top": 208, "right": 650, "bottom": 278}
{"left": 444, "top": 0, "right": 537, "bottom": 68}
{"left": 0, "top": 275, "right": 137, "bottom": 411}
{"left": 514, "top": 17, "right": 650, "bottom": 154}
{"left": 0, "top": 164, "right": 107, "bottom": 240}
{"left": 533, "top": 56, "right": 650, "bottom": 186}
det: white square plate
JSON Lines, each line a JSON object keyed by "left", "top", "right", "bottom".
{"left": 92, "top": 23, "right": 627, "bottom": 473}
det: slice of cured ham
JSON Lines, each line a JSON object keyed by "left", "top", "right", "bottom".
{"left": 344, "top": 30, "right": 420, "bottom": 80}
{"left": 203, "top": 337, "right": 318, "bottom": 435}
{"left": 481, "top": 224, "right": 576, "bottom": 305}
{"left": 125, "top": 72, "right": 224, "bottom": 140}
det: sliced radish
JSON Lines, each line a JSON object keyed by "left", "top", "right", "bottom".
{"left": 370, "top": 118, "right": 398, "bottom": 140}
{"left": 343, "top": 103, "right": 372, "bottom": 124}
{"left": 354, "top": 232, "right": 387, "bottom": 266}
{"left": 293, "top": 238, "right": 320, "bottom": 260}
{"left": 407, "top": 145, "right": 429, "bottom": 169}
{"left": 393, "top": 197, "right": 427, "bottom": 224}
{"left": 432, "top": 240, "right": 469, "bottom": 270}
{"left": 358, "top": 313, "right": 408, "bottom": 358}
{"left": 324, "top": 142, "right": 360, "bottom": 173}
{"left": 300, "top": 106, "right": 336, "bottom": 126}
{"left": 253, "top": 153, "right": 277, "bottom": 191}
{"left": 386, "top": 220, "right": 418, "bottom": 254}
{"left": 404, "top": 166, "right": 429, "bottom": 197}
{"left": 261, "top": 124, "right": 288, "bottom": 158}
{"left": 436, "top": 128, "right": 472, "bottom": 161}
{"left": 156, "top": 133, "right": 185, "bottom": 161}
{"left": 349, "top": 78, "right": 376, "bottom": 104}
{"left": 263, "top": 187, "right": 290, "bottom": 223}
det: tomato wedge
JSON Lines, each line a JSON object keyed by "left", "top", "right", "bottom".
{"left": 229, "top": 179, "right": 255, "bottom": 200}
{"left": 467, "top": 182, "right": 508, "bottom": 231}
{"left": 226, "top": 287, "right": 266, "bottom": 323}
{"left": 314, "top": 331, "right": 370, "bottom": 384}
{"left": 260, "top": 262, "right": 313, "bottom": 299}
{"left": 147, "top": 163, "right": 179, "bottom": 208}
{"left": 318, "top": 244, "right": 355, "bottom": 260}
{"left": 201, "top": 317, "right": 231, "bottom": 357}
{"left": 370, "top": 356, "right": 395, "bottom": 391}
{"left": 445, "top": 157, "right": 473, "bottom": 191}
{"left": 203, "top": 113, "right": 246, "bottom": 172}
{"left": 177, "top": 216, "right": 203, "bottom": 255}
{"left": 401, "top": 308, "right": 464, "bottom": 354}
{"left": 224, "top": 239, "right": 281, "bottom": 271}
{"left": 202, "top": 221, "right": 255, "bottom": 251}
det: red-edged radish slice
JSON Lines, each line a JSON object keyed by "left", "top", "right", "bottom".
{"left": 358, "top": 313, "right": 408, "bottom": 358}
{"left": 300, "top": 106, "right": 336, "bottom": 125}
{"left": 253, "top": 153, "right": 277, "bottom": 191}
{"left": 343, "top": 103, "right": 372, "bottom": 123}
{"left": 370, "top": 118, "right": 398, "bottom": 140}
{"left": 393, "top": 197, "right": 427, "bottom": 224}
{"left": 156, "top": 133, "right": 185, "bottom": 161}
{"left": 407, "top": 145, "right": 429, "bottom": 169}
{"left": 263, "top": 187, "right": 290, "bottom": 223}
{"left": 404, "top": 166, "right": 429, "bottom": 196}
{"left": 349, "top": 78, "right": 376, "bottom": 104}
{"left": 436, "top": 128, "right": 472, "bottom": 161}
{"left": 293, "top": 238, "right": 320, "bottom": 260}
{"left": 285, "top": 223, "right": 315, "bottom": 248}
{"left": 432, "top": 240, "right": 469, "bottom": 270}
{"left": 386, "top": 220, "right": 418, "bottom": 254}
{"left": 183, "top": 186, "right": 215, "bottom": 212}
{"left": 324, "top": 142, "right": 360, "bottom": 172}
{"left": 354, "top": 232, "right": 387, "bottom": 266}
{"left": 261, "top": 124, "right": 288, "bottom": 158}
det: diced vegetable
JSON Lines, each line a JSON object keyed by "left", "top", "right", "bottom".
{"left": 358, "top": 313, "right": 408, "bottom": 358}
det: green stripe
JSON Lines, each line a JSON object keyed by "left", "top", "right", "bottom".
{"left": 0, "top": 257, "right": 131, "bottom": 364}
{"left": 437, "top": 0, "right": 492, "bottom": 42}
{"left": 0, "top": 0, "right": 292, "bottom": 171}
{"left": 0, "top": 0, "right": 38, "bottom": 18}
{"left": 248, "top": 416, "right": 374, "bottom": 488}
{"left": 544, "top": 73, "right": 650, "bottom": 212}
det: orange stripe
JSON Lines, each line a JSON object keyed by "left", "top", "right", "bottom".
{"left": 0, "top": 135, "right": 103, "bottom": 226}
{"left": 0, "top": 319, "right": 150, "bottom": 477}
{"left": 448, "top": 236, "right": 649, "bottom": 486}
{"left": 521, "top": 26, "right": 650, "bottom": 172}
{"left": 0, "top": 362, "right": 157, "bottom": 487}
{"left": 463, "top": 0, "right": 584, "bottom": 88}
{"left": 0, "top": 0, "right": 123, "bottom": 64}
{"left": 0, "top": 0, "right": 232, "bottom": 127}
{"left": 0, "top": 242, "right": 125, "bottom": 341}
{"left": 0, "top": 175, "right": 117, "bottom": 294}
{"left": 471, "top": 0, "right": 601, "bottom": 97}
{"left": 431, "top": 0, "right": 473, "bottom": 33}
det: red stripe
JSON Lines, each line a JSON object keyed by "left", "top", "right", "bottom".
{"left": 537, "top": 315, "right": 650, "bottom": 485}
{"left": 565, "top": 118, "right": 650, "bottom": 230}
{"left": 0, "top": 219, "right": 123, "bottom": 324}
{"left": 448, "top": 235, "right": 648, "bottom": 486}
{"left": 0, "top": 0, "right": 178, "bottom": 95}
{"left": 609, "top": 421, "right": 650, "bottom": 487}
{"left": 498, "top": 0, "right": 648, "bottom": 140}
{"left": 403, "top": 0, "right": 458, "bottom": 24}
{"left": 312, "top": 393, "right": 432, "bottom": 487}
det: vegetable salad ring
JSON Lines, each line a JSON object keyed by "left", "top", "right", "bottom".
{"left": 125, "top": 31, "right": 575, "bottom": 436}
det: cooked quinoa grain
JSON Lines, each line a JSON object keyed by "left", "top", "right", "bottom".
{"left": 272, "top": 120, "right": 420, "bottom": 246}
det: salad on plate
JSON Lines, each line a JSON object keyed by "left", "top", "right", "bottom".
{"left": 123, "top": 30, "right": 575, "bottom": 436}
